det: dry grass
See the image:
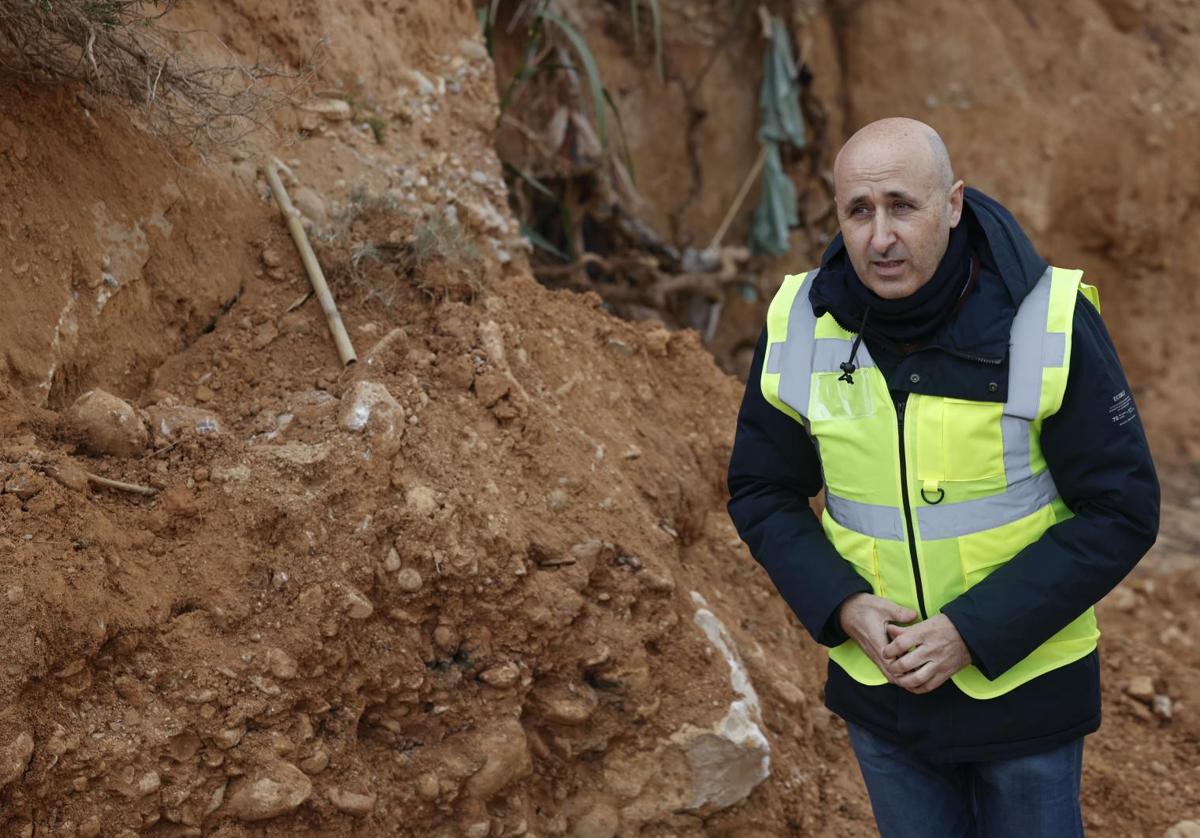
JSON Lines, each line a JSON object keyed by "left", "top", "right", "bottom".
{"left": 326, "top": 196, "right": 487, "bottom": 309}
{"left": 0, "top": 0, "right": 314, "bottom": 147}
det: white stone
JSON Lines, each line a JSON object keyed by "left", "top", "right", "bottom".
{"left": 459, "top": 38, "right": 489, "bottom": 61}
{"left": 600, "top": 598, "right": 770, "bottom": 828}
{"left": 405, "top": 486, "right": 438, "bottom": 516}
{"left": 146, "top": 404, "right": 224, "bottom": 438}
{"left": 226, "top": 761, "right": 312, "bottom": 821}
{"left": 254, "top": 442, "right": 331, "bottom": 467}
{"left": 0, "top": 732, "right": 33, "bottom": 790}
{"left": 265, "top": 648, "right": 299, "bottom": 680}
{"left": 300, "top": 98, "right": 351, "bottom": 121}
{"left": 1127, "top": 675, "right": 1156, "bottom": 703}
{"left": 407, "top": 69, "right": 436, "bottom": 97}
{"left": 338, "top": 381, "right": 404, "bottom": 450}
{"left": 341, "top": 586, "right": 374, "bottom": 620}
{"left": 292, "top": 187, "right": 328, "bottom": 226}
{"left": 328, "top": 787, "right": 376, "bottom": 816}
{"left": 67, "top": 389, "right": 148, "bottom": 457}
{"left": 465, "top": 719, "right": 531, "bottom": 800}
{"left": 396, "top": 567, "right": 423, "bottom": 593}
{"left": 384, "top": 547, "right": 402, "bottom": 572}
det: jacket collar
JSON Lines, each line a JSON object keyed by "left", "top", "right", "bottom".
{"left": 810, "top": 188, "right": 1050, "bottom": 402}
{"left": 813, "top": 188, "right": 1048, "bottom": 368}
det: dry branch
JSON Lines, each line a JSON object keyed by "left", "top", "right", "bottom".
{"left": 86, "top": 471, "right": 157, "bottom": 497}
{"left": 535, "top": 246, "right": 751, "bottom": 312}
{"left": 0, "top": 1, "right": 315, "bottom": 147}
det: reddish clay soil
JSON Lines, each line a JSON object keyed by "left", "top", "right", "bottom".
{"left": 0, "top": 1, "right": 1196, "bottom": 836}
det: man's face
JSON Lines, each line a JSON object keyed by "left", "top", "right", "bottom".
{"left": 835, "top": 144, "right": 964, "bottom": 300}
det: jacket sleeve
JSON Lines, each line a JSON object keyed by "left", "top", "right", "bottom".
{"left": 940, "top": 294, "right": 1160, "bottom": 679}
{"left": 727, "top": 328, "right": 872, "bottom": 647}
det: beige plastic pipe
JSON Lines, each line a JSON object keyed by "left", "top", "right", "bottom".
{"left": 263, "top": 162, "right": 358, "bottom": 366}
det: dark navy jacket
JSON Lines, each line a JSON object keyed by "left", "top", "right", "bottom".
{"left": 727, "top": 189, "right": 1160, "bottom": 762}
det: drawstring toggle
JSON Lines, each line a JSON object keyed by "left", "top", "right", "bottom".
{"left": 838, "top": 307, "right": 871, "bottom": 385}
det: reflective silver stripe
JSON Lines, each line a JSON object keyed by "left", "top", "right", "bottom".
{"left": 1043, "top": 332, "right": 1066, "bottom": 368}
{"left": 770, "top": 271, "right": 821, "bottom": 417}
{"left": 1005, "top": 266, "right": 1055, "bottom": 420}
{"left": 1000, "top": 414, "right": 1033, "bottom": 484}
{"left": 813, "top": 338, "right": 876, "bottom": 374}
{"left": 765, "top": 343, "right": 783, "bottom": 374}
{"left": 917, "top": 469, "right": 1058, "bottom": 540}
{"left": 826, "top": 492, "right": 906, "bottom": 541}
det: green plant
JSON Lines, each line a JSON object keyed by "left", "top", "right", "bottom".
{"left": 629, "top": 0, "right": 663, "bottom": 80}
{"left": 339, "top": 87, "right": 389, "bottom": 145}
{"left": 537, "top": 8, "right": 609, "bottom": 151}
{"left": 480, "top": 1, "right": 657, "bottom": 264}
{"left": 366, "top": 116, "right": 387, "bottom": 145}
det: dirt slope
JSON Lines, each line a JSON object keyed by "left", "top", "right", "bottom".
{"left": 0, "top": 1, "right": 1196, "bottom": 836}
{"left": 538, "top": 0, "right": 1200, "bottom": 466}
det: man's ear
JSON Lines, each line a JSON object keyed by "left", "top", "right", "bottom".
{"left": 948, "top": 179, "right": 966, "bottom": 228}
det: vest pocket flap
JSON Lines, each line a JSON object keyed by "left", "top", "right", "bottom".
{"left": 939, "top": 398, "right": 1005, "bottom": 481}
{"left": 956, "top": 506, "right": 1058, "bottom": 586}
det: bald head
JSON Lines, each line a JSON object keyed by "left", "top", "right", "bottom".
{"left": 831, "top": 118, "right": 965, "bottom": 300}
{"left": 835, "top": 117, "right": 955, "bottom": 192}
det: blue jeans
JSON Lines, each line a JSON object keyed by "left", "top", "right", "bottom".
{"left": 847, "top": 724, "right": 1085, "bottom": 838}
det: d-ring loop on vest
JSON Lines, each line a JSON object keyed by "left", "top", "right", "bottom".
{"left": 921, "top": 486, "right": 945, "bottom": 505}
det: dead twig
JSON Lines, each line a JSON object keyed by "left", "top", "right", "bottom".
{"left": 85, "top": 472, "right": 157, "bottom": 497}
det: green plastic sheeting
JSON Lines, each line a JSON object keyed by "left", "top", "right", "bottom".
{"left": 750, "top": 15, "right": 805, "bottom": 256}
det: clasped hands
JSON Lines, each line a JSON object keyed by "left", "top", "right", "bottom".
{"left": 837, "top": 593, "right": 971, "bottom": 694}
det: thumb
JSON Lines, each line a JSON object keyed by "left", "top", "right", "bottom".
{"left": 885, "top": 622, "right": 906, "bottom": 638}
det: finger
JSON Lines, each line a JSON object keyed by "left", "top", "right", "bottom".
{"left": 907, "top": 668, "right": 951, "bottom": 695}
{"left": 857, "top": 645, "right": 895, "bottom": 683}
{"left": 886, "top": 647, "right": 928, "bottom": 677}
{"left": 896, "top": 661, "right": 936, "bottom": 692}
{"left": 919, "top": 670, "right": 952, "bottom": 693}
{"left": 850, "top": 631, "right": 898, "bottom": 682}
{"left": 874, "top": 659, "right": 901, "bottom": 686}
{"left": 882, "top": 628, "right": 924, "bottom": 660}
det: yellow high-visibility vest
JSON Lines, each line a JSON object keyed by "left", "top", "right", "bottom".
{"left": 760, "top": 266, "right": 1101, "bottom": 699}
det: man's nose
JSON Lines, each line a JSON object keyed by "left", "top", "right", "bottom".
{"left": 870, "top": 214, "right": 897, "bottom": 255}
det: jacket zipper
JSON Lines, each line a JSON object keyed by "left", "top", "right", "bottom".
{"left": 895, "top": 393, "right": 928, "bottom": 619}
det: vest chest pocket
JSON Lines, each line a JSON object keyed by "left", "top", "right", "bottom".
{"left": 916, "top": 397, "right": 1006, "bottom": 483}
{"left": 808, "top": 371, "right": 875, "bottom": 422}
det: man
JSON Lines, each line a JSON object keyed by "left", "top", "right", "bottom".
{"left": 727, "top": 117, "right": 1159, "bottom": 837}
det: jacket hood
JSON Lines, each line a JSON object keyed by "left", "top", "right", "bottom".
{"left": 814, "top": 187, "right": 1048, "bottom": 365}
{"left": 960, "top": 187, "right": 1048, "bottom": 307}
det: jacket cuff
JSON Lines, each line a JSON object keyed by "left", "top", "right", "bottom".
{"left": 940, "top": 603, "right": 1001, "bottom": 680}
{"left": 815, "top": 587, "right": 871, "bottom": 648}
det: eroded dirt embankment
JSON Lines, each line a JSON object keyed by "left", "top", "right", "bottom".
{"left": 0, "top": 1, "right": 1197, "bottom": 836}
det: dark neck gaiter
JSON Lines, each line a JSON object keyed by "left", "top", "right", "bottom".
{"left": 845, "top": 220, "right": 972, "bottom": 346}
{"left": 811, "top": 219, "right": 973, "bottom": 357}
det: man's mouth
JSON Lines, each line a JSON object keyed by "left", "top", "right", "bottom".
{"left": 872, "top": 259, "right": 906, "bottom": 277}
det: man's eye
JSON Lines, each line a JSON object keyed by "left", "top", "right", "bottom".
{"left": 851, "top": 206, "right": 870, "bottom": 216}
{"left": 894, "top": 201, "right": 913, "bottom": 210}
